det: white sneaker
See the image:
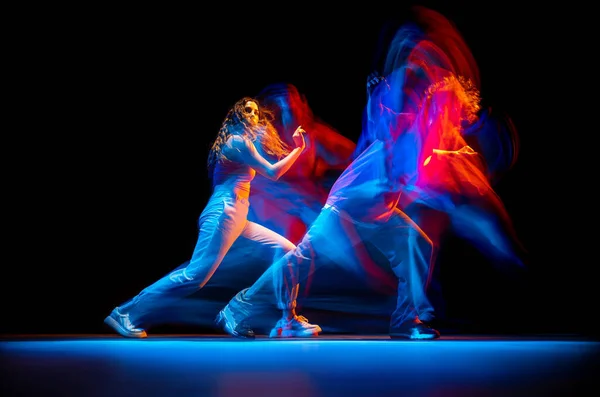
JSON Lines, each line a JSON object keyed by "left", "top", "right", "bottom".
{"left": 104, "top": 307, "right": 147, "bottom": 338}
{"left": 269, "top": 315, "right": 322, "bottom": 338}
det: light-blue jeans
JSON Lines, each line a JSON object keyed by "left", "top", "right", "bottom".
{"left": 120, "top": 188, "right": 296, "bottom": 323}
{"left": 229, "top": 204, "right": 435, "bottom": 329}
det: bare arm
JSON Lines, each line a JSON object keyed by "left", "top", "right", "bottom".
{"left": 432, "top": 145, "right": 477, "bottom": 156}
{"left": 224, "top": 129, "right": 306, "bottom": 181}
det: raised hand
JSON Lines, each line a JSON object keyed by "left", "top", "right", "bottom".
{"left": 292, "top": 126, "right": 306, "bottom": 149}
{"left": 366, "top": 71, "right": 386, "bottom": 96}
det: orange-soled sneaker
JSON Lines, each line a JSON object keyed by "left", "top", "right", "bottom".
{"left": 269, "top": 315, "right": 322, "bottom": 338}
{"left": 104, "top": 307, "right": 147, "bottom": 338}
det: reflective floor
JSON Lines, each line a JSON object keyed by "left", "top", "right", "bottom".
{"left": 1, "top": 334, "right": 598, "bottom": 397}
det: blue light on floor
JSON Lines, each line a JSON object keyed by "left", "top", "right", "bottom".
{"left": 2, "top": 338, "right": 597, "bottom": 397}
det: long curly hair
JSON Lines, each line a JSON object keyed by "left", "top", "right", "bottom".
{"left": 415, "top": 73, "right": 482, "bottom": 164}
{"left": 424, "top": 74, "right": 480, "bottom": 124}
{"left": 207, "top": 97, "right": 290, "bottom": 174}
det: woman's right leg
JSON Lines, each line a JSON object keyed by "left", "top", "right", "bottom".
{"left": 105, "top": 194, "right": 249, "bottom": 337}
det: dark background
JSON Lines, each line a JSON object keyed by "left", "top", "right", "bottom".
{"left": 5, "top": 3, "right": 590, "bottom": 336}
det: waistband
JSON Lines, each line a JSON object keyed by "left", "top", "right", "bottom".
{"left": 211, "top": 187, "right": 250, "bottom": 206}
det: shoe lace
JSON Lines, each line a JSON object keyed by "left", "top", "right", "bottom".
{"left": 122, "top": 314, "right": 136, "bottom": 330}
{"left": 295, "top": 315, "right": 310, "bottom": 324}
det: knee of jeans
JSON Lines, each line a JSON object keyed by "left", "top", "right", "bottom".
{"left": 283, "top": 241, "right": 296, "bottom": 252}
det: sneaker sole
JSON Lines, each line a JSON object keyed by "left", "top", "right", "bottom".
{"left": 269, "top": 328, "right": 320, "bottom": 338}
{"left": 104, "top": 316, "right": 147, "bottom": 338}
